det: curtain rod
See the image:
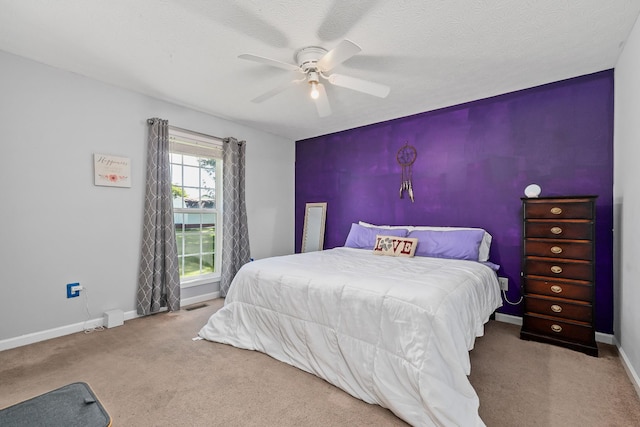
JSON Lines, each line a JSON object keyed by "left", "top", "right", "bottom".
{"left": 146, "top": 119, "right": 224, "bottom": 142}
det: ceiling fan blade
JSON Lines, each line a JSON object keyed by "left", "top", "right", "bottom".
{"left": 316, "top": 40, "right": 362, "bottom": 72}
{"left": 314, "top": 83, "right": 332, "bottom": 117}
{"left": 317, "top": 0, "right": 381, "bottom": 42}
{"left": 251, "top": 78, "right": 305, "bottom": 103}
{"left": 238, "top": 54, "right": 299, "bottom": 72}
{"left": 180, "top": 2, "right": 289, "bottom": 48}
{"left": 327, "top": 73, "right": 390, "bottom": 98}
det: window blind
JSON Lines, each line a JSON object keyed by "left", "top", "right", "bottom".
{"left": 169, "top": 127, "right": 223, "bottom": 159}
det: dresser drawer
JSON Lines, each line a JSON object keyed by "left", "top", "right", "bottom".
{"left": 524, "top": 277, "right": 592, "bottom": 302}
{"left": 524, "top": 295, "right": 592, "bottom": 322}
{"left": 524, "top": 200, "right": 593, "bottom": 220}
{"left": 523, "top": 314, "right": 594, "bottom": 346}
{"left": 524, "top": 238, "right": 592, "bottom": 260}
{"left": 525, "top": 257, "right": 593, "bottom": 281}
{"left": 524, "top": 220, "right": 593, "bottom": 240}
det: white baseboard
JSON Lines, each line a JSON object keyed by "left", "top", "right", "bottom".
{"left": 180, "top": 291, "right": 220, "bottom": 308}
{"left": 595, "top": 331, "right": 615, "bottom": 345}
{"left": 0, "top": 292, "right": 221, "bottom": 352}
{"left": 494, "top": 313, "right": 523, "bottom": 326}
{"left": 618, "top": 343, "right": 640, "bottom": 399}
{"left": 0, "top": 317, "right": 106, "bottom": 352}
{"left": 493, "top": 313, "right": 615, "bottom": 344}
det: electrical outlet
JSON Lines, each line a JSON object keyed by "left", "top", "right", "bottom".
{"left": 66, "top": 282, "right": 80, "bottom": 298}
{"left": 498, "top": 277, "right": 509, "bottom": 291}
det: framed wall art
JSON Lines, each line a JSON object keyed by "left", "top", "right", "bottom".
{"left": 94, "top": 153, "right": 131, "bottom": 188}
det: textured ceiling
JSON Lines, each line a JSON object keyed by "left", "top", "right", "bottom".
{"left": 1, "top": 0, "right": 639, "bottom": 141}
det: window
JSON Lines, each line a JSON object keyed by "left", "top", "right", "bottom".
{"left": 169, "top": 128, "right": 223, "bottom": 287}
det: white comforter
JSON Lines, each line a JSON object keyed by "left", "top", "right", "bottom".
{"left": 199, "top": 247, "right": 502, "bottom": 426}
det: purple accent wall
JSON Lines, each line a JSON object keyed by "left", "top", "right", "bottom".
{"left": 295, "top": 70, "right": 614, "bottom": 334}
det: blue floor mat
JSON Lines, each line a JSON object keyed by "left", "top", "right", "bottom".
{"left": 0, "top": 382, "right": 111, "bottom": 427}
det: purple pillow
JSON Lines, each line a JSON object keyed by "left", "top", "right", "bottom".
{"left": 408, "top": 229, "right": 485, "bottom": 260}
{"left": 344, "top": 223, "right": 408, "bottom": 249}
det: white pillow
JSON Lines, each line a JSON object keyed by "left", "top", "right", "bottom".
{"left": 358, "top": 221, "right": 406, "bottom": 230}
{"left": 358, "top": 221, "right": 492, "bottom": 262}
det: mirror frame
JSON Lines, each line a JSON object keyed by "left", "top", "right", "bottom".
{"left": 301, "top": 202, "right": 327, "bottom": 253}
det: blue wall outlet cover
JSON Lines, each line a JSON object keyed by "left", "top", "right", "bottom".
{"left": 67, "top": 283, "right": 80, "bottom": 298}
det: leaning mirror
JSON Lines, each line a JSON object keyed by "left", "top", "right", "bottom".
{"left": 301, "top": 202, "right": 327, "bottom": 253}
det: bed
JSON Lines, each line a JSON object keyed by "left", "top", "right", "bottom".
{"left": 199, "top": 224, "right": 502, "bottom": 426}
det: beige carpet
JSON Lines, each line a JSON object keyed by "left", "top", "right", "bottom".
{"left": 1, "top": 299, "right": 639, "bottom": 426}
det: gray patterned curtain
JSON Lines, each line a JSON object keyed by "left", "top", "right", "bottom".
{"left": 220, "top": 137, "right": 251, "bottom": 297}
{"left": 137, "top": 118, "right": 180, "bottom": 314}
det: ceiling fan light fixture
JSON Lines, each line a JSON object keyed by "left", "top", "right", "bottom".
{"left": 307, "top": 71, "right": 320, "bottom": 99}
{"left": 310, "top": 81, "right": 320, "bottom": 99}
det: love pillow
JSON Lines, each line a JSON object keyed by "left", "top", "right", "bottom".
{"left": 344, "top": 223, "right": 408, "bottom": 249}
{"left": 372, "top": 235, "right": 418, "bottom": 257}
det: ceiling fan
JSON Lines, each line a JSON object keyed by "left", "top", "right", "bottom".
{"left": 239, "top": 40, "right": 390, "bottom": 117}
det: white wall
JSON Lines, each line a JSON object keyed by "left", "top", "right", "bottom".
{"left": 614, "top": 17, "right": 640, "bottom": 391}
{"left": 0, "top": 50, "right": 294, "bottom": 345}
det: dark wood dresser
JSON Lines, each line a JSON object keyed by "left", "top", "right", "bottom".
{"left": 520, "top": 196, "right": 598, "bottom": 356}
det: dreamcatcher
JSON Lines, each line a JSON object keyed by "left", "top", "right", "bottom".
{"left": 396, "top": 143, "right": 417, "bottom": 202}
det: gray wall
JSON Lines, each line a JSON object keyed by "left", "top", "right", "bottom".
{"left": 0, "top": 50, "right": 294, "bottom": 345}
{"left": 614, "top": 17, "right": 640, "bottom": 391}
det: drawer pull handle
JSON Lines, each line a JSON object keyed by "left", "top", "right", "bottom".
{"left": 551, "top": 324, "right": 563, "bottom": 333}
{"left": 550, "top": 246, "right": 563, "bottom": 254}
{"left": 551, "top": 226, "right": 563, "bottom": 235}
{"left": 550, "top": 207, "right": 563, "bottom": 215}
{"left": 550, "top": 285, "right": 563, "bottom": 293}
{"left": 551, "top": 304, "right": 562, "bottom": 313}
{"left": 551, "top": 266, "right": 563, "bottom": 274}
